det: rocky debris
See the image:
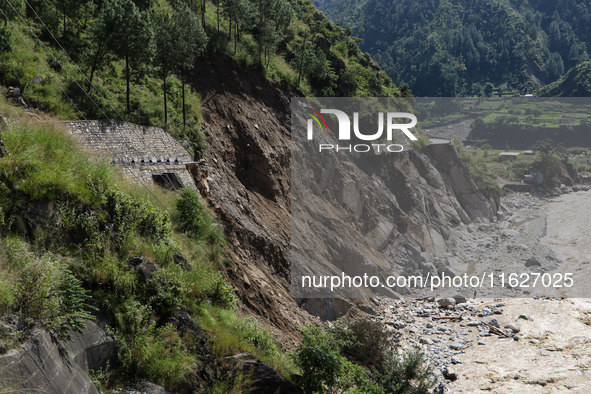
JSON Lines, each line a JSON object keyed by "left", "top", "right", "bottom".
{"left": 7, "top": 86, "right": 21, "bottom": 96}
{"left": 518, "top": 314, "right": 531, "bottom": 321}
{"left": 372, "top": 296, "right": 519, "bottom": 387}
{"left": 504, "top": 323, "right": 521, "bottom": 334}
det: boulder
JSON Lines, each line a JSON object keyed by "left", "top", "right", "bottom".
{"left": 230, "top": 353, "right": 300, "bottom": 394}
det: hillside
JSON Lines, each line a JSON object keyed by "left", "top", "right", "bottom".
{"left": 0, "top": 0, "right": 404, "bottom": 136}
{"left": 538, "top": 61, "right": 591, "bottom": 96}
{"left": 315, "top": 0, "right": 591, "bottom": 96}
{"left": 0, "top": 0, "right": 542, "bottom": 393}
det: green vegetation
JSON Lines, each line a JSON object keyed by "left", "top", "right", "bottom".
{"left": 453, "top": 138, "right": 501, "bottom": 199}
{"left": 316, "top": 0, "right": 591, "bottom": 96}
{"left": 0, "top": 120, "right": 289, "bottom": 391}
{"left": 539, "top": 61, "right": 591, "bottom": 96}
{"left": 0, "top": 0, "right": 405, "bottom": 140}
{"left": 453, "top": 137, "right": 580, "bottom": 189}
{"left": 293, "top": 320, "right": 435, "bottom": 393}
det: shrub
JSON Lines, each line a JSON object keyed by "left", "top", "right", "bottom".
{"left": 335, "top": 319, "right": 395, "bottom": 369}
{"left": 293, "top": 325, "right": 346, "bottom": 393}
{"left": 115, "top": 310, "right": 198, "bottom": 389}
{"left": 176, "top": 188, "right": 212, "bottom": 241}
{"left": 377, "top": 350, "right": 436, "bottom": 394}
{"left": 294, "top": 323, "right": 436, "bottom": 393}
{"left": 0, "top": 274, "right": 14, "bottom": 314}
{"left": 10, "top": 249, "right": 95, "bottom": 340}
{"left": 293, "top": 325, "right": 378, "bottom": 393}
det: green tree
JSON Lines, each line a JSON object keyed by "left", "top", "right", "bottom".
{"left": 0, "top": 0, "right": 25, "bottom": 26}
{"left": 255, "top": 0, "right": 292, "bottom": 66}
{"left": 153, "top": 11, "right": 175, "bottom": 125}
{"left": 0, "top": 25, "right": 11, "bottom": 54}
{"left": 222, "top": 0, "right": 253, "bottom": 52}
{"left": 154, "top": 4, "right": 206, "bottom": 126}
{"left": 53, "top": 0, "right": 89, "bottom": 38}
{"left": 172, "top": 3, "right": 207, "bottom": 129}
{"left": 95, "top": 0, "right": 154, "bottom": 114}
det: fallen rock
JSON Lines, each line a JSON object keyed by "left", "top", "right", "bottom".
{"left": 443, "top": 366, "right": 458, "bottom": 381}
{"left": 358, "top": 304, "right": 380, "bottom": 316}
{"left": 505, "top": 323, "right": 521, "bottom": 334}
{"left": 452, "top": 295, "right": 467, "bottom": 304}
{"left": 138, "top": 261, "right": 162, "bottom": 280}
{"left": 438, "top": 298, "right": 456, "bottom": 309}
{"left": 501, "top": 229, "right": 520, "bottom": 238}
{"left": 525, "top": 257, "right": 542, "bottom": 267}
{"left": 481, "top": 317, "right": 500, "bottom": 328}
{"left": 230, "top": 353, "right": 299, "bottom": 394}
{"left": 518, "top": 314, "right": 531, "bottom": 321}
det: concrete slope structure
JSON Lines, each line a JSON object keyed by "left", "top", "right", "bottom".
{"left": 66, "top": 120, "right": 196, "bottom": 191}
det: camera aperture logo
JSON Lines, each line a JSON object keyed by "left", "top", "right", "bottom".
{"left": 305, "top": 107, "right": 418, "bottom": 153}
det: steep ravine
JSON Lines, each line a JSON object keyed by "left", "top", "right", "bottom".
{"left": 188, "top": 56, "right": 499, "bottom": 342}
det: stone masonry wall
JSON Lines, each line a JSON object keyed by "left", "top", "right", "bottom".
{"left": 66, "top": 120, "right": 196, "bottom": 190}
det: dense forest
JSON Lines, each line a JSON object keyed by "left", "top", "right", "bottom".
{"left": 316, "top": 0, "right": 591, "bottom": 96}
{"left": 539, "top": 61, "right": 591, "bottom": 96}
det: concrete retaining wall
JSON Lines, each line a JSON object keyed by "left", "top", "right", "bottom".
{"left": 66, "top": 120, "right": 196, "bottom": 190}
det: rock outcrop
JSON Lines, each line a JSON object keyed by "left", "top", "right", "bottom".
{"left": 0, "top": 321, "right": 116, "bottom": 393}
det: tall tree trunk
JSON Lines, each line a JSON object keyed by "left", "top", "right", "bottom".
{"left": 182, "top": 70, "right": 186, "bottom": 130}
{"left": 163, "top": 70, "right": 168, "bottom": 125}
{"left": 234, "top": 21, "right": 238, "bottom": 53}
{"left": 125, "top": 54, "right": 130, "bottom": 115}
{"left": 201, "top": 0, "right": 206, "bottom": 28}
{"left": 87, "top": 41, "right": 103, "bottom": 93}
{"left": 298, "top": 31, "right": 307, "bottom": 86}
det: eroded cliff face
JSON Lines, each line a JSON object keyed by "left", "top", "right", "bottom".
{"left": 188, "top": 56, "right": 498, "bottom": 340}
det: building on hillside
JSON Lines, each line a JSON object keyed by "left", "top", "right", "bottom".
{"left": 498, "top": 152, "right": 520, "bottom": 161}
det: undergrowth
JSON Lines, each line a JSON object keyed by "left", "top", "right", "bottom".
{"left": 0, "top": 120, "right": 291, "bottom": 391}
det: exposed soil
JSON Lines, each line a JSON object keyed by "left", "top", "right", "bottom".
{"left": 188, "top": 56, "right": 314, "bottom": 347}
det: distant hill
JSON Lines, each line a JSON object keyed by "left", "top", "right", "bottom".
{"left": 538, "top": 61, "right": 591, "bottom": 96}
{"left": 315, "top": 0, "right": 591, "bottom": 96}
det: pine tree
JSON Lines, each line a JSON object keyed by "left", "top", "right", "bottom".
{"left": 94, "top": 0, "right": 154, "bottom": 115}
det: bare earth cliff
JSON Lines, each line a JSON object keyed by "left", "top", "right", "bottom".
{"left": 188, "top": 56, "right": 499, "bottom": 340}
